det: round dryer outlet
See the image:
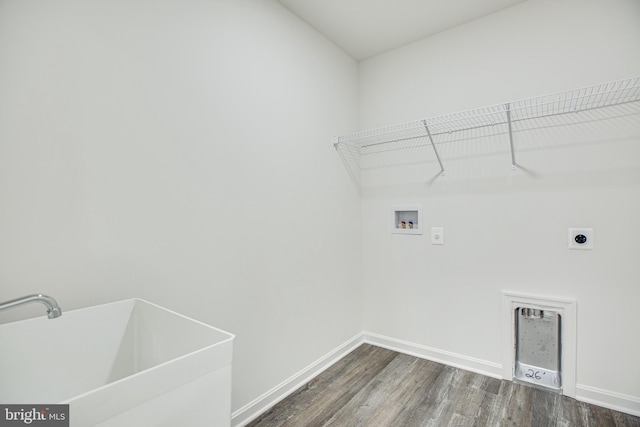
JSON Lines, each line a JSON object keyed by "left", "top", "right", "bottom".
{"left": 568, "top": 228, "right": 593, "bottom": 250}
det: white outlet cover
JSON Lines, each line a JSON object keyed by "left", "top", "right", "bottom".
{"left": 431, "top": 227, "right": 444, "bottom": 245}
{"left": 568, "top": 228, "right": 593, "bottom": 250}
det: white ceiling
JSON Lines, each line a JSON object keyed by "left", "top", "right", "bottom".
{"left": 276, "top": 0, "right": 526, "bottom": 61}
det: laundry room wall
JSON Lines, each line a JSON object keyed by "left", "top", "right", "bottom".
{"left": 0, "top": 0, "right": 362, "bottom": 414}
{"left": 358, "top": 0, "right": 640, "bottom": 413}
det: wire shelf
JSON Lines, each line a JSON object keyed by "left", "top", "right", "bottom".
{"left": 334, "top": 76, "right": 640, "bottom": 190}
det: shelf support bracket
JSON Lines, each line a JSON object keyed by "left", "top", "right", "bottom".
{"left": 505, "top": 103, "right": 517, "bottom": 170}
{"left": 422, "top": 120, "right": 445, "bottom": 176}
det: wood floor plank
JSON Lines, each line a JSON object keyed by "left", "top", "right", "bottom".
{"left": 246, "top": 344, "right": 397, "bottom": 427}
{"left": 472, "top": 388, "right": 501, "bottom": 426}
{"left": 247, "top": 344, "right": 640, "bottom": 427}
{"left": 325, "top": 354, "right": 411, "bottom": 425}
{"left": 612, "top": 410, "right": 640, "bottom": 427}
{"left": 556, "top": 395, "right": 583, "bottom": 427}
{"left": 406, "top": 364, "right": 460, "bottom": 426}
{"left": 451, "top": 381, "right": 489, "bottom": 419}
{"left": 366, "top": 357, "right": 448, "bottom": 426}
{"left": 501, "top": 381, "right": 534, "bottom": 426}
{"left": 378, "top": 358, "right": 446, "bottom": 426}
{"left": 530, "top": 387, "right": 560, "bottom": 426}
{"left": 585, "top": 402, "right": 620, "bottom": 427}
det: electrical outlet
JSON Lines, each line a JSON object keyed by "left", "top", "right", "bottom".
{"left": 431, "top": 227, "right": 444, "bottom": 245}
{"left": 568, "top": 228, "right": 593, "bottom": 250}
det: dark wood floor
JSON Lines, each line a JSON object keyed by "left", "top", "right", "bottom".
{"left": 247, "top": 344, "right": 640, "bottom": 427}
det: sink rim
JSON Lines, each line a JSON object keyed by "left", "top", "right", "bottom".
{"left": 0, "top": 297, "right": 235, "bottom": 409}
{"left": 62, "top": 298, "right": 235, "bottom": 401}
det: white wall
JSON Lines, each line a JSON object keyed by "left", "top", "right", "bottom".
{"left": 359, "top": 0, "right": 640, "bottom": 412}
{"left": 3, "top": 0, "right": 639, "bottom": 418}
{"left": 0, "top": 0, "right": 362, "bottom": 413}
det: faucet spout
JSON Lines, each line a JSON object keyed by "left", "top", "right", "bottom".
{"left": 0, "top": 294, "right": 62, "bottom": 319}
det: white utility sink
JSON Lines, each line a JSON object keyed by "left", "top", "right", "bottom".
{"left": 0, "top": 298, "right": 235, "bottom": 426}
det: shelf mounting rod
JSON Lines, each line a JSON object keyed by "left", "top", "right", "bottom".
{"left": 422, "top": 120, "right": 445, "bottom": 176}
{"left": 505, "top": 103, "right": 517, "bottom": 170}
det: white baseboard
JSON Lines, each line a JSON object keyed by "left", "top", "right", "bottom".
{"left": 365, "top": 331, "right": 640, "bottom": 417}
{"left": 231, "top": 333, "right": 364, "bottom": 427}
{"left": 576, "top": 384, "right": 640, "bottom": 417}
{"left": 363, "top": 331, "right": 503, "bottom": 380}
{"left": 231, "top": 332, "right": 640, "bottom": 424}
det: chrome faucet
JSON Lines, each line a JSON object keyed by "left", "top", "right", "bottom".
{"left": 0, "top": 294, "right": 62, "bottom": 319}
